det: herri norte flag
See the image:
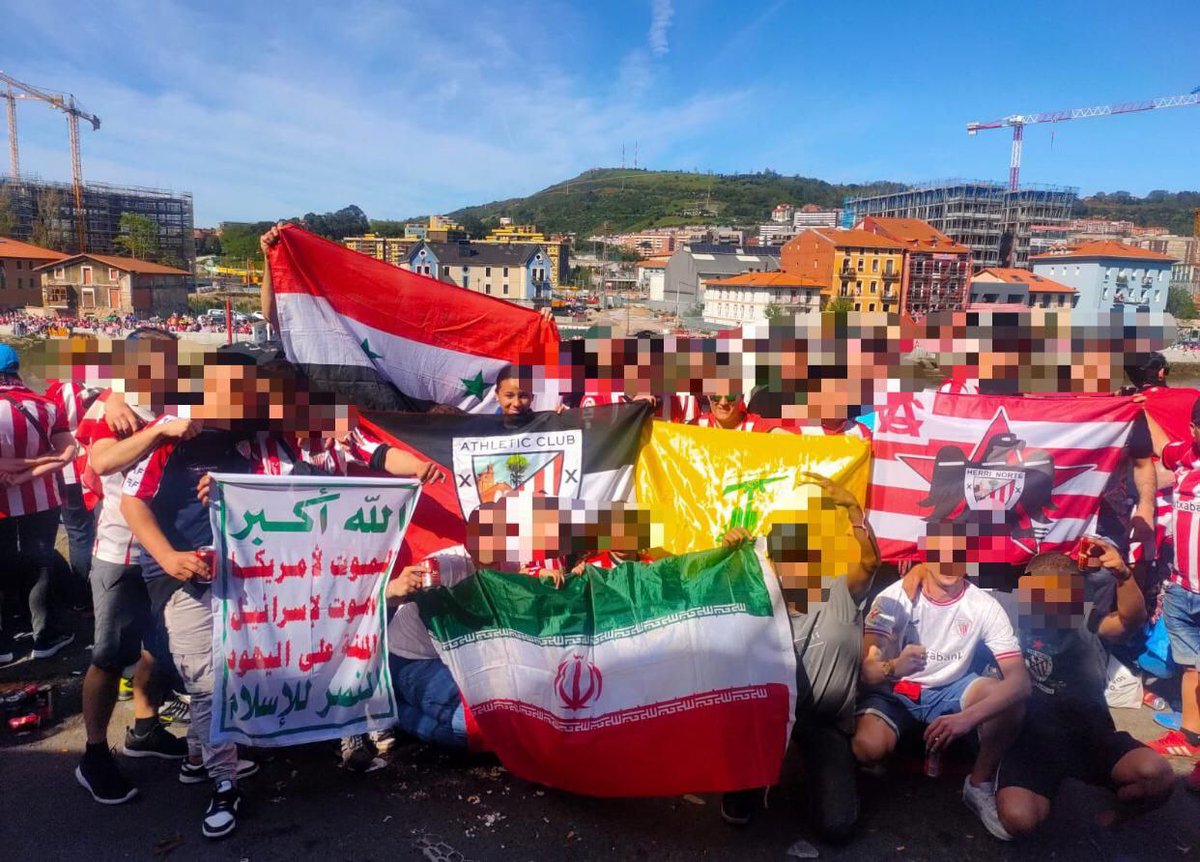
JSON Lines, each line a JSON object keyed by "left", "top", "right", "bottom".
{"left": 868, "top": 391, "right": 1140, "bottom": 572}
{"left": 360, "top": 402, "right": 652, "bottom": 567}
{"left": 268, "top": 225, "right": 559, "bottom": 412}
{"left": 416, "top": 541, "right": 797, "bottom": 797}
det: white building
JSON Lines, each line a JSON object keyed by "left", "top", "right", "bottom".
{"left": 702, "top": 271, "right": 823, "bottom": 326}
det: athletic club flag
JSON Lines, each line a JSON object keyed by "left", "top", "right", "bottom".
{"left": 360, "top": 402, "right": 652, "bottom": 567}
{"left": 416, "top": 540, "right": 797, "bottom": 797}
{"left": 268, "top": 225, "right": 559, "bottom": 412}
{"left": 868, "top": 391, "right": 1140, "bottom": 570}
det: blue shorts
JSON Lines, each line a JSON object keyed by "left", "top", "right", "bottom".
{"left": 856, "top": 672, "right": 983, "bottom": 738}
{"left": 1162, "top": 581, "right": 1200, "bottom": 668}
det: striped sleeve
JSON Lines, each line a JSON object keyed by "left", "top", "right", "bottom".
{"left": 1163, "top": 440, "right": 1189, "bottom": 472}
{"left": 121, "top": 417, "right": 178, "bottom": 499}
{"left": 863, "top": 592, "right": 902, "bottom": 639}
{"left": 982, "top": 601, "right": 1021, "bottom": 662}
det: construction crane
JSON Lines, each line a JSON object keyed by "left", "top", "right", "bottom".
{"left": 0, "top": 71, "right": 100, "bottom": 252}
{"left": 967, "top": 88, "right": 1200, "bottom": 191}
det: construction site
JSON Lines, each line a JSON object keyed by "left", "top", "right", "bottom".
{"left": 843, "top": 180, "right": 1078, "bottom": 270}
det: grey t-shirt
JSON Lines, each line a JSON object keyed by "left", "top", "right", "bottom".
{"left": 789, "top": 577, "right": 868, "bottom": 734}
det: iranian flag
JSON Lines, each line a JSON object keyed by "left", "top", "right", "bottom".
{"left": 267, "top": 225, "right": 559, "bottom": 412}
{"left": 868, "top": 391, "right": 1140, "bottom": 572}
{"left": 416, "top": 541, "right": 797, "bottom": 797}
{"left": 360, "top": 402, "right": 652, "bottom": 568}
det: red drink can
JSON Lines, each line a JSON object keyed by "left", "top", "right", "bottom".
{"left": 195, "top": 545, "right": 216, "bottom": 582}
{"left": 422, "top": 558, "right": 441, "bottom": 589}
{"left": 35, "top": 685, "right": 53, "bottom": 722}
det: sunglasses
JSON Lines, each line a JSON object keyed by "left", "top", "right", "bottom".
{"left": 708, "top": 393, "right": 741, "bottom": 404}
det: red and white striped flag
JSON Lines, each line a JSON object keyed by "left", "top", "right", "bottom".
{"left": 868, "top": 391, "right": 1140, "bottom": 569}
{"left": 268, "top": 226, "right": 559, "bottom": 412}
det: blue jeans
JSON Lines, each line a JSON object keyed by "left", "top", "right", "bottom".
{"left": 0, "top": 508, "right": 64, "bottom": 643}
{"left": 60, "top": 482, "right": 96, "bottom": 605}
{"left": 388, "top": 654, "right": 468, "bottom": 748}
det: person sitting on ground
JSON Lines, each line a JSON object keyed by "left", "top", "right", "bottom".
{"left": 852, "top": 519, "right": 1031, "bottom": 842}
{"left": 995, "top": 544, "right": 1174, "bottom": 838}
{"left": 719, "top": 472, "right": 880, "bottom": 842}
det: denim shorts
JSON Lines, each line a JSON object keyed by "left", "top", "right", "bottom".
{"left": 1162, "top": 581, "right": 1200, "bottom": 668}
{"left": 856, "top": 672, "right": 983, "bottom": 738}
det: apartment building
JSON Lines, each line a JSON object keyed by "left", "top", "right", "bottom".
{"left": 780, "top": 228, "right": 905, "bottom": 313}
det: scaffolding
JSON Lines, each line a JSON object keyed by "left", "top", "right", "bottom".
{"left": 843, "top": 179, "right": 1077, "bottom": 270}
{"left": 0, "top": 175, "right": 194, "bottom": 265}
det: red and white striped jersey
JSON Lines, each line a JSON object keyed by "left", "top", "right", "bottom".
{"left": 44, "top": 380, "right": 102, "bottom": 486}
{"left": 0, "top": 383, "right": 69, "bottom": 516}
{"left": 237, "top": 427, "right": 385, "bottom": 478}
{"left": 788, "top": 419, "right": 873, "bottom": 439}
{"left": 1163, "top": 439, "right": 1200, "bottom": 592}
{"left": 692, "top": 412, "right": 768, "bottom": 432}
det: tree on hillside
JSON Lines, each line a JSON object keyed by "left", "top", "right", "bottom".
{"left": 219, "top": 221, "right": 275, "bottom": 263}
{"left": 30, "top": 188, "right": 69, "bottom": 252}
{"left": 114, "top": 212, "right": 160, "bottom": 260}
{"left": 368, "top": 219, "right": 408, "bottom": 237}
{"left": 301, "top": 205, "right": 369, "bottom": 241}
{"left": 1168, "top": 285, "right": 1197, "bottom": 320}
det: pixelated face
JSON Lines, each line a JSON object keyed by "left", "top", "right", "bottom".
{"left": 467, "top": 496, "right": 561, "bottom": 568}
{"left": 919, "top": 526, "right": 970, "bottom": 583}
{"left": 1017, "top": 569, "right": 1084, "bottom": 633}
{"left": 119, "top": 340, "right": 179, "bottom": 400}
{"left": 495, "top": 377, "right": 533, "bottom": 415}
{"left": 199, "top": 362, "right": 258, "bottom": 422}
{"left": 707, "top": 376, "right": 743, "bottom": 425}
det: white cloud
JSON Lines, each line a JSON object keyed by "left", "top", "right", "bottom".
{"left": 648, "top": 0, "right": 674, "bottom": 56}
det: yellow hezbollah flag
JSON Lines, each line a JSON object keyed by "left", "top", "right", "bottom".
{"left": 636, "top": 423, "right": 871, "bottom": 576}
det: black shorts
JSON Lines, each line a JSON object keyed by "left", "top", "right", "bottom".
{"left": 90, "top": 560, "right": 153, "bottom": 671}
{"left": 997, "top": 710, "right": 1143, "bottom": 799}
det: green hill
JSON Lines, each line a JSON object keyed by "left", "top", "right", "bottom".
{"left": 447, "top": 168, "right": 907, "bottom": 236}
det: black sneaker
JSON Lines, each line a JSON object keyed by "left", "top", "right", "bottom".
{"left": 202, "top": 780, "right": 241, "bottom": 840}
{"left": 31, "top": 631, "right": 75, "bottom": 659}
{"left": 159, "top": 696, "right": 191, "bottom": 725}
{"left": 180, "top": 757, "right": 259, "bottom": 785}
{"left": 720, "top": 788, "right": 762, "bottom": 826}
{"left": 75, "top": 748, "right": 138, "bottom": 805}
{"left": 121, "top": 723, "right": 187, "bottom": 759}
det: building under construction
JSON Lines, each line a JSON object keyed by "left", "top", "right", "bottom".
{"left": 843, "top": 180, "right": 1077, "bottom": 270}
{"left": 0, "top": 175, "right": 194, "bottom": 265}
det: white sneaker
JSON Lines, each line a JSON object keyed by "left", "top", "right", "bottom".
{"left": 962, "top": 776, "right": 1013, "bottom": 841}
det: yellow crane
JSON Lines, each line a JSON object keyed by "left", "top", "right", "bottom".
{"left": 0, "top": 71, "right": 101, "bottom": 252}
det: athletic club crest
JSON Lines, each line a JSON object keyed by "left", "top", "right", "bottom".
{"left": 954, "top": 617, "right": 971, "bottom": 637}
{"left": 898, "top": 407, "right": 1094, "bottom": 553}
{"left": 555, "top": 654, "right": 603, "bottom": 710}
{"left": 1026, "top": 648, "right": 1052, "bottom": 683}
{"left": 451, "top": 430, "right": 584, "bottom": 516}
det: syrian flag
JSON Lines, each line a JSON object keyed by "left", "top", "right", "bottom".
{"left": 868, "top": 391, "right": 1140, "bottom": 574}
{"left": 360, "top": 402, "right": 652, "bottom": 568}
{"left": 416, "top": 540, "right": 797, "bottom": 797}
{"left": 268, "top": 225, "right": 559, "bottom": 412}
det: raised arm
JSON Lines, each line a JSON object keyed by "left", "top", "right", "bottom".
{"left": 89, "top": 419, "right": 197, "bottom": 476}
{"left": 1091, "top": 538, "right": 1149, "bottom": 642}
{"left": 797, "top": 471, "right": 878, "bottom": 601}
{"left": 259, "top": 223, "right": 283, "bottom": 331}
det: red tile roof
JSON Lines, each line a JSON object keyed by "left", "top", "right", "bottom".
{"left": 705, "top": 271, "right": 824, "bottom": 288}
{"left": 809, "top": 228, "right": 905, "bottom": 250}
{"left": 860, "top": 217, "right": 971, "bottom": 254}
{"left": 33, "top": 253, "right": 191, "bottom": 276}
{"left": 973, "top": 267, "right": 1076, "bottom": 293}
{"left": 1029, "top": 239, "right": 1175, "bottom": 263}
{"left": 0, "top": 237, "right": 68, "bottom": 261}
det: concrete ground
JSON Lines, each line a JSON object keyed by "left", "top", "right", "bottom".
{"left": 2, "top": 611, "right": 1199, "bottom": 862}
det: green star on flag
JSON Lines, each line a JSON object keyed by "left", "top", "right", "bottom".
{"left": 461, "top": 370, "right": 489, "bottom": 399}
{"left": 361, "top": 338, "right": 383, "bottom": 360}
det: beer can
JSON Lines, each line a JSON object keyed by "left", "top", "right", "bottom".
{"left": 194, "top": 545, "right": 216, "bottom": 582}
{"left": 924, "top": 748, "right": 941, "bottom": 778}
{"left": 35, "top": 684, "right": 53, "bottom": 722}
{"left": 422, "top": 558, "right": 441, "bottom": 589}
{"left": 8, "top": 712, "right": 40, "bottom": 735}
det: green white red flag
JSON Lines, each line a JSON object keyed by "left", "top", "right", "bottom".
{"left": 416, "top": 540, "right": 797, "bottom": 797}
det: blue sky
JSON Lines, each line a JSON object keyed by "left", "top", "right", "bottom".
{"left": 6, "top": 0, "right": 1199, "bottom": 225}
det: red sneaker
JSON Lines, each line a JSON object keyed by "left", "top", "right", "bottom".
{"left": 1148, "top": 730, "right": 1200, "bottom": 758}
{"left": 1187, "top": 763, "right": 1200, "bottom": 794}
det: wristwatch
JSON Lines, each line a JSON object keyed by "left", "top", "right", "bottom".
{"left": 881, "top": 659, "right": 896, "bottom": 681}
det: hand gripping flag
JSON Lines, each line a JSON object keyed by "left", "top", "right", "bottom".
{"left": 868, "top": 391, "right": 1140, "bottom": 571}
{"left": 635, "top": 422, "right": 871, "bottom": 578}
{"left": 360, "top": 402, "right": 652, "bottom": 568}
{"left": 1140, "top": 386, "right": 1200, "bottom": 443}
{"left": 416, "top": 541, "right": 797, "bottom": 797}
{"left": 267, "top": 225, "right": 559, "bottom": 412}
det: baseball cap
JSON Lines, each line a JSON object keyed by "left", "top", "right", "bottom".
{"left": 0, "top": 344, "right": 20, "bottom": 374}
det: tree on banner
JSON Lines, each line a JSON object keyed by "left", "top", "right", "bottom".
{"left": 416, "top": 541, "right": 797, "bottom": 797}
{"left": 209, "top": 475, "right": 421, "bottom": 746}
{"left": 360, "top": 402, "right": 652, "bottom": 568}
{"left": 868, "top": 391, "right": 1140, "bottom": 575}
{"left": 266, "top": 224, "right": 559, "bottom": 412}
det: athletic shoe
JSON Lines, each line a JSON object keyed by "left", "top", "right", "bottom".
{"left": 339, "top": 733, "right": 386, "bottom": 773}
{"left": 75, "top": 749, "right": 138, "bottom": 805}
{"left": 159, "top": 696, "right": 191, "bottom": 725}
{"left": 1186, "top": 763, "right": 1200, "bottom": 794}
{"left": 720, "top": 788, "right": 761, "bottom": 826}
{"left": 201, "top": 780, "right": 241, "bottom": 840}
{"left": 1153, "top": 711, "right": 1183, "bottom": 731}
{"left": 0, "top": 649, "right": 13, "bottom": 664}
{"left": 30, "top": 631, "right": 75, "bottom": 659}
{"left": 117, "top": 676, "right": 134, "bottom": 702}
{"left": 1148, "top": 730, "right": 1200, "bottom": 758}
{"left": 180, "top": 757, "right": 259, "bottom": 785}
{"left": 962, "top": 777, "right": 1013, "bottom": 841}
{"left": 121, "top": 723, "right": 187, "bottom": 759}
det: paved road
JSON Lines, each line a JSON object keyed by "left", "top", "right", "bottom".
{"left": 2, "top": 620, "right": 1198, "bottom": 862}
